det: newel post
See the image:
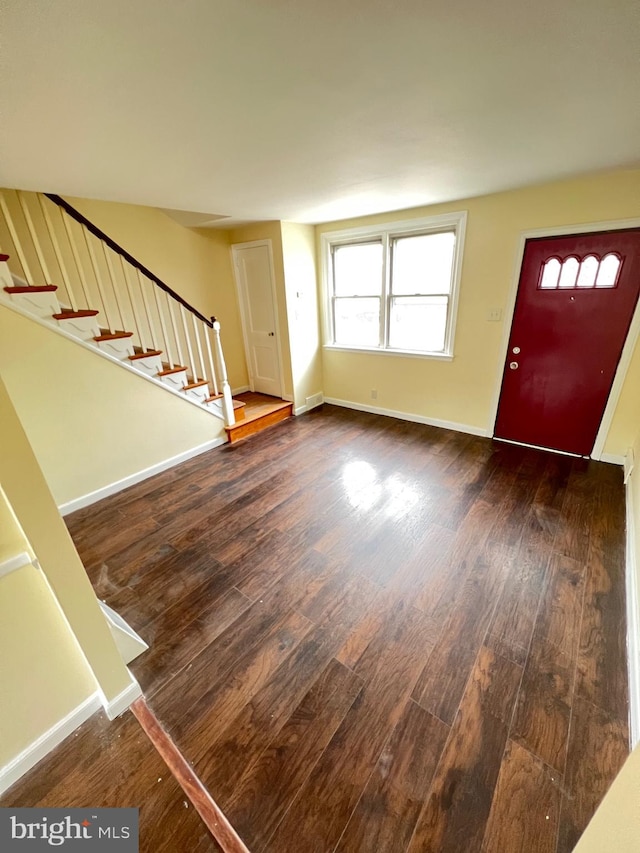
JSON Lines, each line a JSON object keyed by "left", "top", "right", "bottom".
{"left": 211, "top": 318, "right": 235, "bottom": 427}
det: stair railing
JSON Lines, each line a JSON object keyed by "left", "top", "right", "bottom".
{"left": 0, "top": 188, "right": 235, "bottom": 426}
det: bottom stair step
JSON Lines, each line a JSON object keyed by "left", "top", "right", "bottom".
{"left": 225, "top": 400, "right": 293, "bottom": 443}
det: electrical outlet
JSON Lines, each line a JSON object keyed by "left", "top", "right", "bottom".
{"left": 371, "top": 389, "right": 378, "bottom": 400}
{"left": 487, "top": 308, "right": 503, "bottom": 322}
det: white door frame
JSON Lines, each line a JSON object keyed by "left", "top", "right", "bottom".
{"left": 487, "top": 217, "right": 640, "bottom": 462}
{"left": 230, "top": 238, "right": 285, "bottom": 398}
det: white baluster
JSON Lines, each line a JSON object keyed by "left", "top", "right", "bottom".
{"left": 193, "top": 314, "right": 207, "bottom": 382}
{"left": 0, "top": 191, "right": 34, "bottom": 283}
{"left": 119, "top": 257, "right": 146, "bottom": 351}
{"left": 17, "top": 191, "right": 51, "bottom": 285}
{"left": 180, "top": 305, "right": 197, "bottom": 380}
{"left": 166, "top": 295, "right": 184, "bottom": 367}
{"left": 137, "top": 272, "right": 159, "bottom": 352}
{"left": 37, "top": 195, "right": 77, "bottom": 310}
{"left": 101, "top": 245, "right": 126, "bottom": 331}
{"left": 212, "top": 320, "right": 235, "bottom": 426}
{"left": 153, "top": 286, "right": 174, "bottom": 368}
{"left": 83, "top": 230, "right": 113, "bottom": 329}
{"left": 58, "top": 208, "right": 92, "bottom": 309}
{"left": 205, "top": 325, "right": 219, "bottom": 397}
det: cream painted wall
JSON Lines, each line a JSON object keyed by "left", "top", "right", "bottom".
{"left": 0, "top": 375, "right": 131, "bottom": 712}
{"left": 574, "top": 744, "right": 640, "bottom": 852}
{"left": 228, "top": 222, "right": 295, "bottom": 400}
{"left": 0, "top": 305, "right": 225, "bottom": 507}
{"left": 316, "top": 169, "right": 640, "bottom": 456}
{"left": 605, "top": 334, "right": 640, "bottom": 460}
{"left": 281, "top": 222, "right": 323, "bottom": 410}
{"left": 0, "top": 487, "right": 34, "bottom": 564}
{"left": 0, "top": 562, "right": 96, "bottom": 767}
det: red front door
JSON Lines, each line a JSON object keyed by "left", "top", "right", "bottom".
{"left": 494, "top": 229, "right": 640, "bottom": 456}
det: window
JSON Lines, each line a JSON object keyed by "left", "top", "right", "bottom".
{"left": 539, "top": 253, "right": 622, "bottom": 290}
{"left": 322, "top": 212, "right": 466, "bottom": 358}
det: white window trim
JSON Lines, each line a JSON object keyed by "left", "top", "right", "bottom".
{"left": 320, "top": 211, "right": 467, "bottom": 358}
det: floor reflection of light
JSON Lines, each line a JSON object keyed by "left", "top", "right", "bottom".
{"left": 342, "top": 460, "right": 381, "bottom": 511}
{"left": 385, "top": 474, "right": 420, "bottom": 519}
{"left": 341, "top": 462, "right": 422, "bottom": 518}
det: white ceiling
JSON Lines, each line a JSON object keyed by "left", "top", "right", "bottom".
{"left": 2, "top": 0, "right": 639, "bottom": 227}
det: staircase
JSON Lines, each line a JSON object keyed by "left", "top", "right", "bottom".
{"left": 0, "top": 190, "right": 243, "bottom": 428}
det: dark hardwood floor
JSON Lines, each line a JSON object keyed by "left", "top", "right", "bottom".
{"left": 2, "top": 405, "right": 630, "bottom": 851}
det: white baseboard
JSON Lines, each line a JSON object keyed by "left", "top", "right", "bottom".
{"left": 101, "top": 674, "right": 143, "bottom": 721}
{"left": 601, "top": 452, "right": 625, "bottom": 466}
{"left": 323, "top": 397, "right": 488, "bottom": 437}
{"left": 626, "top": 477, "right": 640, "bottom": 749}
{"left": 231, "top": 384, "right": 250, "bottom": 395}
{"left": 0, "top": 693, "right": 101, "bottom": 796}
{"left": 295, "top": 392, "right": 324, "bottom": 416}
{"left": 58, "top": 437, "right": 226, "bottom": 516}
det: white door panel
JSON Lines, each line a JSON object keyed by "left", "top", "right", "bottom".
{"left": 232, "top": 242, "right": 282, "bottom": 397}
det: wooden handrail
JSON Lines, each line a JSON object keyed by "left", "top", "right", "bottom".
{"left": 44, "top": 193, "right": 213, "bottom": 327}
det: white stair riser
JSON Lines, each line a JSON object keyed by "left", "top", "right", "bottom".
{"left": 130, "top": 354, "right": 163, "bottom": 377}
{"left": 205, "top": 398, "right": 224, "bottom": 416}
{"left": 184, "top": 385, "right": 210, "bottom": 403}
{"left": 55, "top": 315, "right": 100, "bottom": 341}
{"left": 7, "top": 290, "right": 61, "bottom": 318}
{"left": 97, "top": 337, "right": 135, "bottom": 360}
{"left": 159, "top": 369, "right": 188, "bottom": 390}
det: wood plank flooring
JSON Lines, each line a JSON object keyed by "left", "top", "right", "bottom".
{"left": 1, "top": 405, "right": 629, "bottom": 852}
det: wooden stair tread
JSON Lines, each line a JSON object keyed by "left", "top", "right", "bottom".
{"left": 4, "top": 284, "right": 58, "bottom": 293}
{"left": 183, "top": 380, "right": 209, "bottom": 391}
{"left": 128, "top": 350, "right": 163, "bottom": 361}
{"left": 94, "top": 331, "right": 134, "bottom": 342}
{"left": 203, "top": 394, "right": 246, "bottom": 409}
{"left": 52, "top": 310, "right": 100, "bottom": 319}
{"left": 157, "top": 365, "right": 188, "bottom": 377}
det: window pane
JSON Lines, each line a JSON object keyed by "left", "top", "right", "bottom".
{"left": 558, "top": 257, "right": 579, "bottom": 288}
{"left": 540, "top": 258, "right": 561, "bottom": 289}
{"left": 333, "top": 242, "right": 383, "bottom": 296}
{"left": 388, "top": 295, "right": 448, "bottom": 352}
{"left": 334, "top": 297, "right": 380, "bottom": 346}
{"left": 576, "top": 255, "right": 598, "bottom": 288}
{"left": 391, "top": 232, "right": 455, "bottom": 295}
{"left": 595, "top": 253, "right": 621, "bottom": 288}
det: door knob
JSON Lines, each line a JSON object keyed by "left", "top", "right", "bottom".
{"left": 268, "top": 331, "right": 275, "bottom": 337}
{"left": 509, "top": 361, "right": 519, "bottom": 370}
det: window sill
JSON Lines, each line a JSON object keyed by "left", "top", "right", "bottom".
{"left": 323, "top": 344, "right": 454, "bottom": 361}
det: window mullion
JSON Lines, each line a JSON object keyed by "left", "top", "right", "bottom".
{"left": 381, "top": 232, "right": 390, "bottom": 348}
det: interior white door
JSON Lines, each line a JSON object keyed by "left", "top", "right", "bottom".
{"left": 232, "top": 242, "right": 282, "bottom": 397}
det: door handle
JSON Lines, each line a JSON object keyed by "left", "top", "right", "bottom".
{"left": 268, "top": 332, "right": 275, "bottom": 337}
{"left": 509, "top": 361, "right": 519, "bottom": 370}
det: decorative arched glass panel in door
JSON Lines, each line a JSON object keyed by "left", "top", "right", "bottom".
{"left": 539, "top": 253, "right": 622, "bottom": 290}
